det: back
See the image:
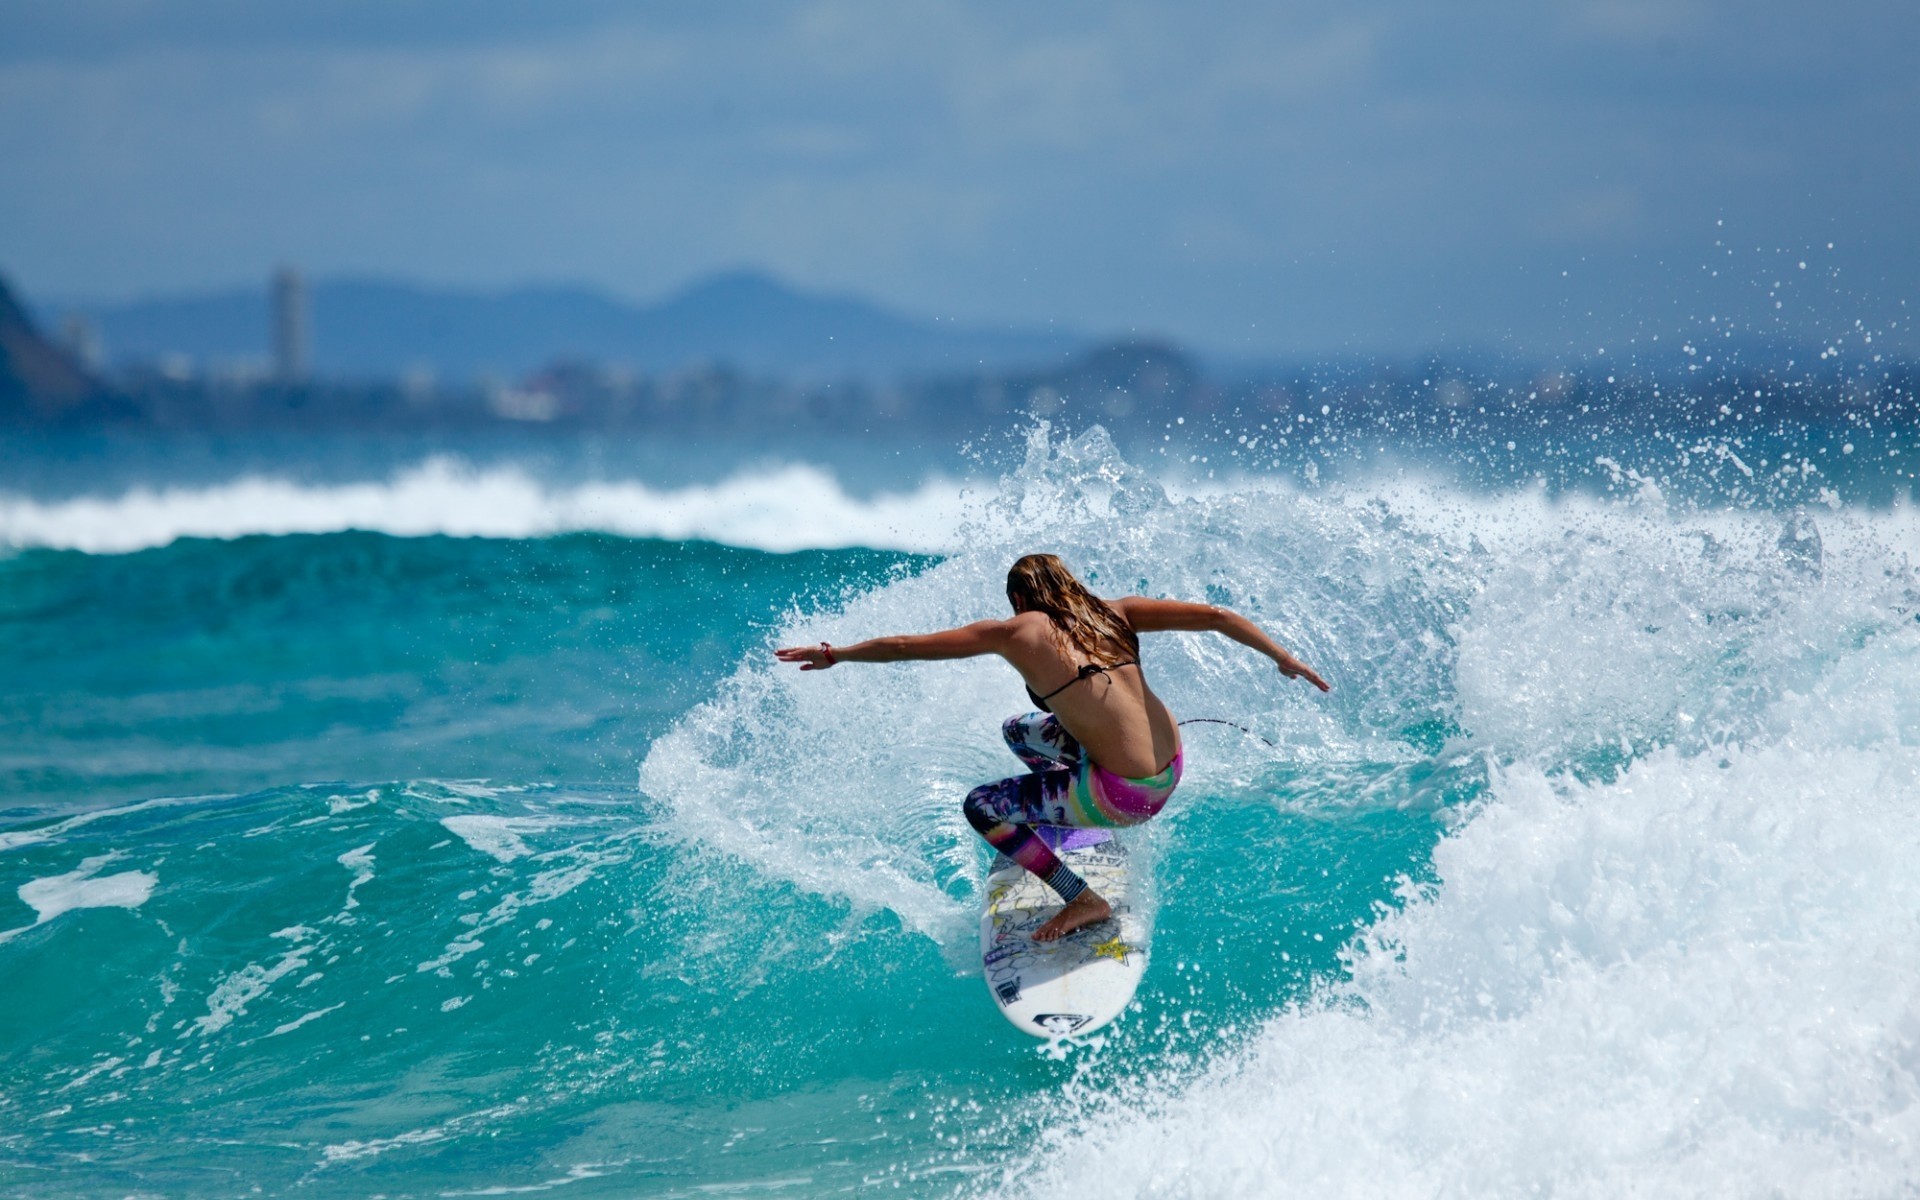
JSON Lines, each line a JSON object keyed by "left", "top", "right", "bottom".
{"left": 1000, "top": 610, "right": 1178, "bottom": 778}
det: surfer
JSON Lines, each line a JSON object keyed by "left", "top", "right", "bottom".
{"left": 777, "top": 553, "right": 1329, "bottom": 941}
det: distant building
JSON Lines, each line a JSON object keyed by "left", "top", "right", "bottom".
{"left": 272, "top": 266, "right": 309, "bottom": 382}
{"left": 59, "top": 315, "right": 103, "bottom": 370}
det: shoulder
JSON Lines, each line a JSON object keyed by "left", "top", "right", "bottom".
{"left": 957, "top": 612, "right": 1045, "bottom": 646}
{"left": 1002, "top": 611, "right": 1054, "bottom": 638}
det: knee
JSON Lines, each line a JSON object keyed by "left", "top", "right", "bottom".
{"left": 1001, "top": 714, "right": 1029, "bottom": 748}
{"left": 962, "top": 783, "right": 999, "bottom": 833}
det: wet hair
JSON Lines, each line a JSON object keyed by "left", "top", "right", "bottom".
{"left": 1005, "top": 553, "right": 1138, "bottom": 664}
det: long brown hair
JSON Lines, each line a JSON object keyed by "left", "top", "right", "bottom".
{"left": 1005, "top": 553, "right": 1138, "bottom": 664}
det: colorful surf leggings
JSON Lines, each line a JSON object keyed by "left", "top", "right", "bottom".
{"left": 962, "top": 712, "right": 1183, "bottom": 904}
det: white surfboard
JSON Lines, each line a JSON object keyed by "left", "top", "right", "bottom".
{"left": 980, "top": 827, "right": 1149, "bottom": 1038}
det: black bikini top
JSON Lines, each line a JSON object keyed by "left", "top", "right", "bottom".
{"left": 1025, "top": 659, "right": 1140, "bottom": 713}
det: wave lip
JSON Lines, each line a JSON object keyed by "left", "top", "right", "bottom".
{"left": 0, "top": 457, "right": 976, "bottom": 555}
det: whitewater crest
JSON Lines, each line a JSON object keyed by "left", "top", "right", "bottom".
{"left": 0, "top": 457, "right": 973, "bottom": 555}
{"left": 973, "top": 474, "right": 1920, "bottom": 1197}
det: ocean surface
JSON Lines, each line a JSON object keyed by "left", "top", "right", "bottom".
{"left": 3, "top": 404, "right": 1919, "bottom": 1196}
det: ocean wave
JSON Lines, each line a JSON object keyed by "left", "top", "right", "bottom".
{"left": 627, "top": 425, "right": 1920, "bottom": 1194}
{"left": 937, "top": 443, "right": 1920, "bottom": 1197}
{"left": 9, "top": 419, "right": 1920, "bottom": 1193}
{"left": 0, "top": 457, "right": 976, "bottom": 555}
{"left": 997, "top": 628, "right": 1920, "bottom": 1197}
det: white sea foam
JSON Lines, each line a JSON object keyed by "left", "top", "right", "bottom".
{"left": 191, "top": 925, "right": 316, "bottom": 1037}
{"left": 267, "top": 1002, "right": 344, "bottom": 1038}
{"left": 0, "top": 854, "right": 157, "bottom": 943}
{"left": 954, "top": 458, "right": 1920, "bottom": 1197}
{"left": 320, "top": 1125, "right": 452, "bottom": 1164}
{"left": 0, "top": 457, "right": 977, "bottom": 555}
{"left": 417, "top": 832, "right": 627, "bottom": 976}
{"left": 319, "top": 1103, "right": 520, "bottom": 1165}
{"left": 337, "top": 843, "right": 376, "bottom": 911}
{"left": 440, "top": 815, "right": 562, "bottom": 863}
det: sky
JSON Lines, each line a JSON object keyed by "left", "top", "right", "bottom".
{"left": 2, "top": 0, "right": 1915, "bottom": 358}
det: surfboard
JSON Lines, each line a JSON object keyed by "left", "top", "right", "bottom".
{"left": 980, "top": 826, "right": 1149, "bottom": 1038}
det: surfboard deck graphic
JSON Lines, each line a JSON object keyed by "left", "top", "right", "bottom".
{"left": 980, "top": 827, "right": 1149, "bottom": 1038}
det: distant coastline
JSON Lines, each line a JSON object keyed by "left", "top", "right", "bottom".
{"left": 36, "top": 269, "right": 1087, "bottom": 383}
{"left": 3, "top": 268, "right": 1913, "bottom": 511}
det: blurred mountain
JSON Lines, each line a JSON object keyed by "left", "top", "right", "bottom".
{"left": 0, "top": 275, "right": 126, "bottom": 424}
{"left": 46, "top": 270, "right": 1085, "bottom": 381}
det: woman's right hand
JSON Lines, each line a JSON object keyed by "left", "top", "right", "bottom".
{"left": 775, "top": 644, "right": 835, "bottom": 671}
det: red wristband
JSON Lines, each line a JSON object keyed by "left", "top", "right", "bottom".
{"left": 820, "top": 642, "right": 837, "bottom": 667}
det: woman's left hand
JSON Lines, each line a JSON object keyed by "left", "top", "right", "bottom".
{"left": 775, "top": 645, "right": 834, "bottom": 670}
{"left": 1278, "top": 657, "right": 1331, "bottom": 692}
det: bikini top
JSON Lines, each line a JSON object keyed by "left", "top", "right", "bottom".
{"left": 1025, "top": 659, "right": 1140, "bottom": 714}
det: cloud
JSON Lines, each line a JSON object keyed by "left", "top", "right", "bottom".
{"left": 1, "top": 0, "right": 1914, "bottom": 355}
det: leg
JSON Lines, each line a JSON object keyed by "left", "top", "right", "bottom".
{"left": 1002, "top": 712, "right": 1082, "bottom": 774}
{"left": 964, "top": 770, "right": 1112, "bottom": 941}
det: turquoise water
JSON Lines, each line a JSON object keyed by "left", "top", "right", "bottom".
{"left": 4, "top": 425, "right": 1919, "bottom": 1195}
{"left": 1, "top": 531, "right": 918, "bottom": 806}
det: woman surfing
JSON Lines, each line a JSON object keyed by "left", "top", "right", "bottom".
{"left": 777, "top": 553, "right": 1330, "bottom": 942}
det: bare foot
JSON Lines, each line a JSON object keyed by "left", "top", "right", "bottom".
{"left": 1033, "top": 891, "right": 1111, "bottom": 942}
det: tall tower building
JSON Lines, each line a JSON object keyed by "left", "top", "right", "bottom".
{"left": 272, "top": 266, "right": 309, "bottom": 382}
{"left": 59, "top": 315, "right": 104, "bottom": 371}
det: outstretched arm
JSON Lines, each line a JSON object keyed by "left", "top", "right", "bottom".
{"left": 1112, "top": 597, "right": 1330, "bottom": 692}
{"left": 775, "top": 620, "right": 1014, "bottom": 671}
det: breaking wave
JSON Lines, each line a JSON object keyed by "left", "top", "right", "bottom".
{"left": 0, "top": 457, "right": 975, "bottom": 555}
